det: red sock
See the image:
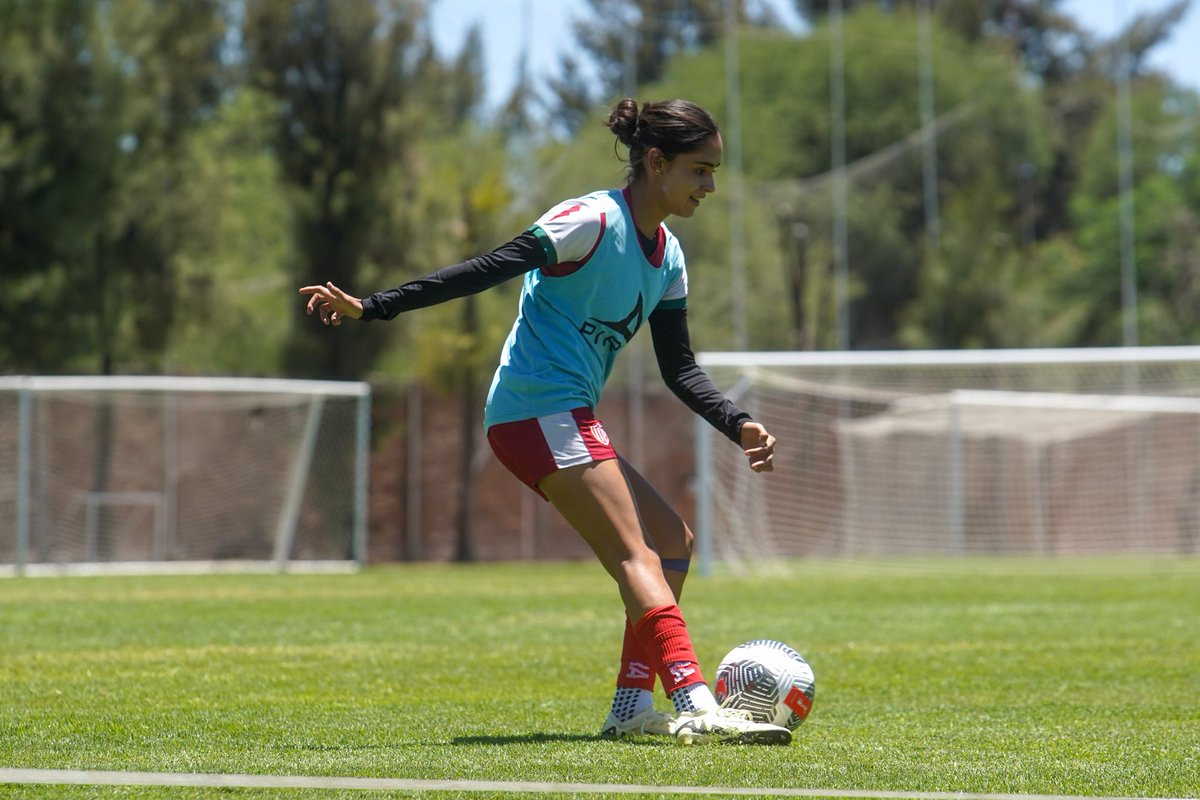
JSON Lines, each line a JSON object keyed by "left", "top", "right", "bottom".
{"left": 617, "top": 616, "right": 656, "bottom": 690}
{"left": 632, "top": 604, "right": 706, "bottom": 693}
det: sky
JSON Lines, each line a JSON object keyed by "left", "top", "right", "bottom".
{"left": 428, "top": 0, "right": 1200, "bottom": 112}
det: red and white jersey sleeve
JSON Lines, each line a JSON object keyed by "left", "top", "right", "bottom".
{"left": 530, "top": 198, "right": 606, "bottom": 268}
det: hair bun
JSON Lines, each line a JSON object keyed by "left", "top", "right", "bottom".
{"left": 605, "top": 97, "right": 718, "bottom": 185}
{"left": 606, "top": 98, "right": 640, "bottom": 147}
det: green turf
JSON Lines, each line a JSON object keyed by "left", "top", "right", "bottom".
{"left": 1, "top": 558, "right": 1197, "bottom": 799}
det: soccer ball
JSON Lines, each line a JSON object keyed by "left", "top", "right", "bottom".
{"left": 714, "top": 639, "right": 815, "bottom": 731}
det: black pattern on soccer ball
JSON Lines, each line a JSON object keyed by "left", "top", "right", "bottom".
{"left": 714, "top": 639, "right": 816, "bottom": 731}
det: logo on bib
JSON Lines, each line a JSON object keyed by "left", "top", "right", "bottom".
{"left": 579, "top": 294, "right": 644, "bottom": 353}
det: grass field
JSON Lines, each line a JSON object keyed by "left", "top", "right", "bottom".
{"left": 1, "top": 557, "right": 1197, "bottom": 799}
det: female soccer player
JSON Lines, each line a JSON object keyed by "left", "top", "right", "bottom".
{"left": 300, "top": 98, "right": 789, "bottom": 745}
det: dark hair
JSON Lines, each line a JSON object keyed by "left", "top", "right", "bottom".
{"left": 606, "top": 98, "right": 719, "bottom": 183}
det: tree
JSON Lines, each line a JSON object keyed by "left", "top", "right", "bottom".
{"left": 792, "top": 0, "right": 1191, "bottom": 237}
{"left": 631, "top": 7, "right": 1052, "bottom": 349}
{"left": 791, "top": 0, "right": 1085, "bottom": 66}
{"left": 104, "top": 0, "right": 228, "bottom": 371}
{"left": 546, "top": 0, "right": 782, "bottom": 137}
{"left": 0, "top": 0, "right": 226, "bottom": 558}
{"left": 243, "top": 0, "right": 438, "bottom": 379}
{"left": 1, "top": 0, "right": 113, "bottom": 371}
{"left": 0, "top": 0, "right": 225, "bottom": 373}
{"left": 168, "top": 87, "right": 297, "bottom": 375}
{"left": 371, "top": 127, "right": 521, "bottom": 562}
{"left": 762, "top": 1, "right": 1197, "bottom": 350}
{"left": 1064, "top": 80, "right": 1200, "bottom": 346}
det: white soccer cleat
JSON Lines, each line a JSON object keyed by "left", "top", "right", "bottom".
{"left": 599, "top": 707, "right": 677, "bottom": 738}
{"left": 671, "top": 707, "right": 792, "bottom": 745}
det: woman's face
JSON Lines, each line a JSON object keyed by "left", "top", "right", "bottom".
{"left": 653, "top": 133, "right": 722, "bottom": 219}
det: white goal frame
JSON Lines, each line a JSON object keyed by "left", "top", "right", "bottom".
{"left": 694, "top": 346, "right": 1200, "bottom": 573}
{"left": 1, "top": 376, "right": 371, "bottom": 576}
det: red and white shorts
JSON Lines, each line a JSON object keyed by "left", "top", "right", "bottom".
{"left": 486, "top": 408, "right": 618, "bottom": 499}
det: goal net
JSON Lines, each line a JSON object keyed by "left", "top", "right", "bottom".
{"left": 695, "top": 347, "right": 1200, "bottom": 572}
{"left": 0, "top": 376, "right": 370, "bottom": 575}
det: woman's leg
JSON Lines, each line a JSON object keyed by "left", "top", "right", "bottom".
{"left": 611, "top": 458, "right": 694, "bottom": 695}
{"left": 538, "top": 458, "right": 673, "bottom": 617}
{"left": 487, "top": 413, "right": 686, "bottom": 701}
{"left": 539, "top": 458, "right": 789, "bottom": 744}
{"left": 488, "top": 414, "right": 788, "bottom": 743}
{"left": 540, "top": 460, "right": 711, "bottom": 711}
{"left": 621, "top": 456, "right": 693, "bottom": 596}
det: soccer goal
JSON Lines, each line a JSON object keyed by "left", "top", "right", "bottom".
{"left": 694, "top": 346, "right": 1200, "bottom": 573}
{"left": 0, "top": 376, "right": 370, "bottom": 576}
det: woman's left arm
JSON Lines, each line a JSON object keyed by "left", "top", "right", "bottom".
{"left": 648, "top": 307, "right": 775, "bottom": 472}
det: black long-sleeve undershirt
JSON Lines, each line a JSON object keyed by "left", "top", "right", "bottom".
{"left": 649, "top": 306, "right": 752, "bottom": 443}
{"left": 360, "top": 232, "right": 753, "bottom": 442}
{"left": 359, "top": 231, "right": 546, "bottom": 320}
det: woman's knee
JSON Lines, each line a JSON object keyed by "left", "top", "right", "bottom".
{"left": 621, "top": 462, "right": 693, "bottom": 558}
{"left": 617, "top": 548, "right": 666, "bottom": 589}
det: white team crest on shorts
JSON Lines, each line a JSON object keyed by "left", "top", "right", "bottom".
{"left": 590, "top": 420, "right": 610, "bottom": 446}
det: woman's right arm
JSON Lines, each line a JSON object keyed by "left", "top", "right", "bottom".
{"left": 360, "top": 230, "right": 548, "bottom": 320}
{"left": 300, "top": 230, "right": 548, "bottom": 326}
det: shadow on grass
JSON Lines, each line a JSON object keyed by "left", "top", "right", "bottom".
{"left": 452, "top": 733, "right": 663, "bottom": 746}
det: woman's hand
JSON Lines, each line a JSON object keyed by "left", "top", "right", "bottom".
{"left": 298, "top": 282, "right": 364, "bottom": 326}
{"left": 739, "top": 421, "right": 776, "bottom": 473}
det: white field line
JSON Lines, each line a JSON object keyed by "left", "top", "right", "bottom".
{"left": 0, "top": 769, "right": 1194, "bottom": 800}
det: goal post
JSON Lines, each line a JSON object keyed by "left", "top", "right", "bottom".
{"left": 0, "top": 376, "right": 371, "bottom": 576}
{"left": 694, "top": 346, "right": 1200, "bottom": 574}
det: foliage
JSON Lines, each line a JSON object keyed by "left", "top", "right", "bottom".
{"left": 0, "top": 0, "right": 225, "bottom": 373}
{"left": 3, "top": 0, "right": 1200, "bottom": 378}
{"left": 638, "top": 4, "right": 1196, "bottom": 351}
{"left": 404, "top": 132, "right": 520, "bottom": 391}
{"left": 584, "top": 8, "right": 1056, "bottom": 350}
{"left": 546, "top": 0, "right": 781, "bottom": 137}
{"left": 168, "top": 88, "right": 296, "bottom": 375}
{"left": 1066, "top": 80, "right": 1200, "bottom": 346}
{"left": 242, "top": 0, "right": 426, "bottom": 379}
